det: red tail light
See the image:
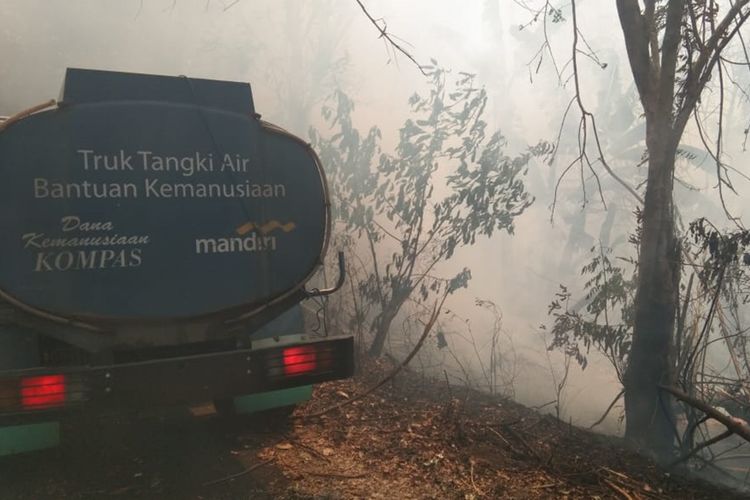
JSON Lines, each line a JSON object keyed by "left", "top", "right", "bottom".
{"left": 21, "top": 375, "right": 66, "bottom": 409}
{"left": 283, "top": 346, "right": 317, "bottom": 376}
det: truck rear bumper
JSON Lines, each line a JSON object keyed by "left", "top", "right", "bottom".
{"left": 0, "top": 336, "right": 354, "bottom": 422}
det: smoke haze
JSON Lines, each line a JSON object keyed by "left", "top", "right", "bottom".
{"left": 3, "top": 0, "right": 750, "bottom": 435}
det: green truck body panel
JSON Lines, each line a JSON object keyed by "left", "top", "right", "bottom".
{"left": 0, "top": 422, "right": 60, "bottom": 457}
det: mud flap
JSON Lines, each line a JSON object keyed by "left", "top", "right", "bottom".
{"left": 0, "top": 421, "right": 59, "bottom": 456}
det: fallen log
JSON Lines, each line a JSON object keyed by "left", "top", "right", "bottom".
{"left": 659, "top": 385, "right": 750, "bottom": 443}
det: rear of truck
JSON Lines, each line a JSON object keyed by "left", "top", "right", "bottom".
{"left": 0, "top": 69, "right": 354, "bottom": 456}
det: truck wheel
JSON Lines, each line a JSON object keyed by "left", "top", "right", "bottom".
{"left": 212, "top": 397, "right": 237, "bottom": 417}
{"left": 249, "top": 405, "right": 296, "bottom": 430}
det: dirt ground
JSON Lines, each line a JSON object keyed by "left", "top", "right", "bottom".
{"left": 262, "top": 359, "right": 749, "bottom": 499}
{"left": 0, "top": 409, "right": 288, "bottom": 499}
{"left": 1, "top": 358, "right": 747, "bottom": 499}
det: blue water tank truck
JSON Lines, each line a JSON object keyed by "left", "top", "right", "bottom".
{"left": 0, "top": 69, "right": 354, "bottom": 455}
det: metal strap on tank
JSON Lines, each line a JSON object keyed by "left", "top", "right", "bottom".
{"left": 0, "top": 100, "right": 57, "bottom": 133}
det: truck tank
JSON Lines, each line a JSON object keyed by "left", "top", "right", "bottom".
{"left": 0, "top": 69, "right": 353, "bottom": 455}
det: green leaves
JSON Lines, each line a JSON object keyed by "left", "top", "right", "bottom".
{"left": 312, "top": 63, "right": 541, "bottom": 350}
{"left": 689, "top": 218, "right": 750, "bottom": 287}
{"left": 546, "top": 245, "right": 636, "bottom": 374}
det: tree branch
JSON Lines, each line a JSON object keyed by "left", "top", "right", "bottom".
{"left": 674, "top": 1, "right": 750, "bottom": 135}
{"left": 660, "top": 385, "right": 750, "bottom": 443}
{"left": 353, "top": 0, "right": 427, "bottom": 76}
{"left": 300, "top": 291, "right": 448, "bottom": 419}
{"left": 644, "top": 0, "right": 661, "bottom": 74}
{"left": 589, "top": 388, "right": 625, "bottom": 429}
{"left": 553, "top": 0, "right": 643, "bottom": 213}
{"left": 616, "top": 0, "right": 656, "bottom": 112}
{"left": 669, "top": 430, "right": 733, "bottom": 467}
{"left": 657, "top": 0, "right": 685, "bottom": 120}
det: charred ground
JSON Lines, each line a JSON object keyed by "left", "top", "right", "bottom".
{"left": 0, "top": 358, "right": 746, "bottom": 499}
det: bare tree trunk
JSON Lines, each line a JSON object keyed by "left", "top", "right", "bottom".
{"left": 615, "top": 0, "right": 688, "bottom": 460}
{"left": 624, "top": 123, "right": 680, "bottom": 459}
{"left": 368, "top": 296, "right": 405, "bottom": 357}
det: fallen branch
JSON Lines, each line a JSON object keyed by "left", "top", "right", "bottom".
{"left": 469, "top": 459, "right": 484, "bottom": 497}
{"left": 299, "top": 292, "right": 448, "bottom": 420}
{"left": 532, "top": 483, "right": 558, "bottom": 490}
{"left": 501, "top": 423, "right": 541, "bottom": 461}
{"left": 530, "top": 399, "right": 556, "bottom": 411}
{"left": 713, "top": 453, "right": 750, "bottom": 463}
{"left": 301, "top": 469, "right": 366, "bottom": 479}
{"left": 602, "top": 478, "right": 634, "bottom": 500}
{"left": 486, "top": 426, "right": 525, "bottom": 459}
{"left": 286, "top": 437, "right": 331, "bottom": 463}
{"left": 598, "top": 467, "right": 632, "bottom": 482}
{"left": 660, "top": 385, "right": 750, "bottom": 443}
{"left": 202, "top": 459, "right": 274, "bottom": 486}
